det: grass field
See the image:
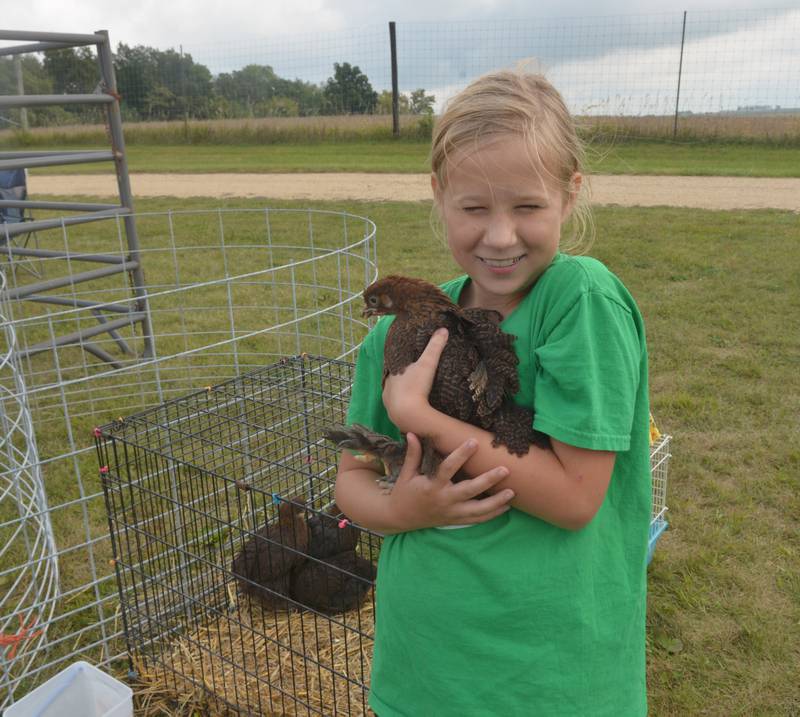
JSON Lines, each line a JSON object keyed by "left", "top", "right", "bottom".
{"left": 7, "top": 194, "right": 799, "bottom": 715}
{"left": 15, "top": 140, "right": 800, "bottom": 178}
{"left": 4, "top": 112, "right": 800, "bottom": 177}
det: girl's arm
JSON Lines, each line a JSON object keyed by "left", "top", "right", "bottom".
{"left": 383, "top": 329, "right": 615, "bottom": 531}
{"left": 334, "top": 432, "right": 516, "bottom": 534}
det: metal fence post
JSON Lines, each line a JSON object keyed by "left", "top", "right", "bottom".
{"left": 389, "top": 21, "right": 399, "bottom": 138}
{"left": 673, "top": 10, "right": 687, "bottom": 139}
{"left": 13, "top": 55, "right": 28, "bottom": 131}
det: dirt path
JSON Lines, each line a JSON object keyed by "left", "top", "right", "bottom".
{"left": 29, "top": 173, "right": 800, "bottom": 211}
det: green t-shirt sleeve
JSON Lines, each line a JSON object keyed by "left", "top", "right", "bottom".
{"left": 346, "top": 320, "right": 401, "bottom": 441}
{"left": 532, "top": 290, "right": 642, "bottom": 452}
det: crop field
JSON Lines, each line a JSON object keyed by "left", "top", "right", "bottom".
{"left": 4, "top": 111, "right": 800, "bottom": 146}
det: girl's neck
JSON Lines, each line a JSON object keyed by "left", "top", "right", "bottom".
{"left": 458, "top": 279, "right": 528, "bottom": 319}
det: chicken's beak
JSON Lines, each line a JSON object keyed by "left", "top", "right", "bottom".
{"left": 362, "top": 307, "right": 377, "bottom": 318}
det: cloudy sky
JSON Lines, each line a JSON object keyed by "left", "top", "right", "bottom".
{"left": 2, "top": 0, "right": 794, "bottom": 49}
{"left": 2, "top": 1, "right": 799, "bottom": 114}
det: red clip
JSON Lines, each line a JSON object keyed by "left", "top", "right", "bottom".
{"left": 305, "top": 455, "right": 313, "bottom": 464}
{"left": 0, "top": 614, "right": 43, "bottom": 660}
{"left": 93, "top": 427, "right": 102, "bottom": 438}
{"left": 99, "top": 466, "right": 109, "bottom": 474}
{"left": 338, "top": 519, "right": 350, "bottom": 529}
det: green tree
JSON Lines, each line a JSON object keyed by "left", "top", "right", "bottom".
{"left": 43, "top": 47, "right": 97, "bottom": 94}
{"left": 323, "top": 62, "right": 378, "bottom": 114}
{"left": 114, "top": 44, "right": 213, "bottom": 120}
{"left": 409, "top": 88, "right": 435, "bottom": 115}
{"left": 214, "top": 65, "right": 323, "bottom": 118}
{"left": 41, "top": 47, "right": 102, "bottom": 122}
{"left": 0, "top": 55, "right": 56, "bottom": 127}
{"left": 376, "top": 90, "right": 409, "bottom": 115}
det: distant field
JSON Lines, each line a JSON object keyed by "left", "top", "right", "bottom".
{"left": 4, "top": 111, "right": 799, "bottom": 145}
{"left": 17, "top": 141, "right": 800, "bottom": 178}
{"left": 5, "top": 112, "right": 800, "bottom": 177}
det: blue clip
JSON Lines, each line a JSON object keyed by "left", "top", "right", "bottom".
{"left": 271, "top": 493, "right": 282, "bottom": 505}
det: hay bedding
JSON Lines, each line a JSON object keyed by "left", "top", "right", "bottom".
{"left": 134, "top": 591, "right": 376, "bottom": 716}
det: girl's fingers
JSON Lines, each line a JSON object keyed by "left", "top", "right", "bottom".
{"left": 460, "top": 502, "right": 512, "bottom": 525}
{"left": 434, "top": 436, "right": 480, "bottom": 484}
{"left": 417, "top": 328, "right": 449, "bottom": 370}
{"left": 452, "top": 465, "right": 511, "bottom": 500}
{"left": 462, "top": 487, "right": 515, "bottom": 520}
{"left": 396, "top": 431, "right": 422, "bottom": 484}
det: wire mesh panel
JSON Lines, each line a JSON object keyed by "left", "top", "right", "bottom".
{"left": 96, "top": 355, "right": 381, "bottom": 716}
{"left": 0, "top": 208, "right": 377, "bottom": 707}
{"left": 0, "top": 272, "right": 59, "bottom": 704}
{"left": 648, "top": 434, "right": 671, "bottom": 564}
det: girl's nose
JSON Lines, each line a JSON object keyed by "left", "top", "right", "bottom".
{"left": 483, "top": 214, "right": 517, "bottom": 249}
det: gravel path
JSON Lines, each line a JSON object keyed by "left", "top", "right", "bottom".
{"left": 28, "top": 173, "right": 800, "bottom": 211}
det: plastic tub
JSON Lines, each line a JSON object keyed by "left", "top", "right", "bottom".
{"left": 5, "top": 661, "right": 132, "bottom": 717}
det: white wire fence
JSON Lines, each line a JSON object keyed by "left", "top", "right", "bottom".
{"left": 0, "top": 207, "right": 377, "bottom": 708}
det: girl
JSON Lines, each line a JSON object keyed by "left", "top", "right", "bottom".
{"left": 335, "top": 70, "right": 651, "bottom": 716}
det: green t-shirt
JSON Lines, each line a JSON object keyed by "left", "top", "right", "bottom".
{"left": 347, "top": 253, "right": 651, "bottom": 716}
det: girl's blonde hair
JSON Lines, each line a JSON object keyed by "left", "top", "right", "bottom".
{"left": 431, "top": 69, "right": 593, "bottom": 253}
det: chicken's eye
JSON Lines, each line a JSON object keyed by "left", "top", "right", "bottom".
{"left": 367, "top": 295, "right": 379, "bottom": 306}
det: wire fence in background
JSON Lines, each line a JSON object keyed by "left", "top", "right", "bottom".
{"left": 1, "top": 8, "right": 799, "bottom": 141}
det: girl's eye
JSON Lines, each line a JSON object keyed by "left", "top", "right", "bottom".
{"left": 517, "top": 204, "right": 542, "bottom": 211}
{"left": 462, "top": 206, "right": 484, "bottom": 213}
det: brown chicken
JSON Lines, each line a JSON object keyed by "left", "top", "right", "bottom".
{"left": 231, "top": 498, "right": 308, "bottom": 611}
{"left": 306, "top": 502, "right": 357, "bottom": 556}
{"left": 362, "top": 275, "right": 548, "bottom": 456}
{"left": 290, "top": 550, "right": 376, "bottom": 615}
{"left": 289, "top": 503, "right": 376, "bottom": 615}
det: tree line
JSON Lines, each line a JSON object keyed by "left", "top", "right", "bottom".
{"left": 0, "top": 45, "right": 435, "bottom": 127}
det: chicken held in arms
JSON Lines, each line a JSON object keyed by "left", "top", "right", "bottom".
{"left": 363, "top": 275, "right": 548, "bottom": 455}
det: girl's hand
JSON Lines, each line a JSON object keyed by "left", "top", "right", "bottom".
{"left": 383, "top": 328, "right": 448, "bottom": 433}
{"left": 386, "top": 432, "right": 514, "bottom": 532}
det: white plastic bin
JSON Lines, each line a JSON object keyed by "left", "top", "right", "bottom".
{"left": 5, "top": 661, "right": 133, "bottom": 717}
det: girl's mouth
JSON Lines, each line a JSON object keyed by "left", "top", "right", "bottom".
{"left": 479, "top": 256, "right": 525, "bottom": 268}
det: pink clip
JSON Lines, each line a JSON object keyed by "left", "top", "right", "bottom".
{"left": 93, "top": 427, "right": 102, "bottom": 438}
{"left": 338, "top": 519, "right": 350, "bottom": 529}
{"left": 305, "top": 455, "right": 313, "bottom": 464}
{"left": 99, "top": 466, "right": 109, "bottom": 474}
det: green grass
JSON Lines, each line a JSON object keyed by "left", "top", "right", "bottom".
{"left": 7, "top": 196, "right": 799, "bottom": 715}
{"left": 20, "top": 139, "right": 800, "bottom": 177}
{"left": 590, "top": 140, "right": 800, "bottom": 177}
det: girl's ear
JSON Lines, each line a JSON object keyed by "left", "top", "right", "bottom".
{"left": 430, "top": 172, "right": 441, "bottom": 203}
{"left": 561, "top": 172, "right": 583, "bottom": 221}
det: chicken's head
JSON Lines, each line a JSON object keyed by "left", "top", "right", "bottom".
{"left": 362, "top": 275, "right": 452, "bottom": 318}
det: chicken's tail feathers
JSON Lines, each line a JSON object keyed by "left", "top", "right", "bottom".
{"left": 323, "top": 424, "right": 402, "bottom": 453}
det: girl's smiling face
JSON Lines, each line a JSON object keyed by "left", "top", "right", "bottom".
{"left": 433, "top": 135, "right": 580, "bottom": 316}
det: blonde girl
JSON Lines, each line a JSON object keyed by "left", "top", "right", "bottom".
{"left": 336, "top": 70, "right": 651, "bottom": 716}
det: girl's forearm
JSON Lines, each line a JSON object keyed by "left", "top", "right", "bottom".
{"left": 334, "top": 466, "right": 405, "bottom": 535}
{"left": 414, "top": 407, "right": 608, "bottom": 530}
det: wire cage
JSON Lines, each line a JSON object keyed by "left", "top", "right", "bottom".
{"left": 648, "top": 433, "right": 671, "bottom": 564}
{"left": 0, "top": 207, "right": 377, "bottom": 708}
{"left": 95, "top": 354, "right": 673, "bottom": 716}
{"left": 96, "top": 355, "right": 380, "bottom": 716}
